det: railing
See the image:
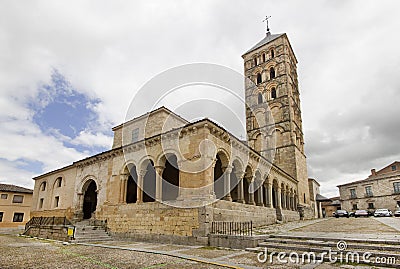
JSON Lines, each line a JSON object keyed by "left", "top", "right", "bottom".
{"left": 24, "top": 216, "right": 74, "bottom": 234}
{"left": 211, "top": 221, "right": 253, "bottom": 236}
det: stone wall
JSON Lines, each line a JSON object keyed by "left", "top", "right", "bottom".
{"left": 24, "top": 226, "right": 72, "bottom": 242}
{"left": 281, "top": 209, "right": 300, "bottom": 222}
{"left": 97, "top": 202, "right": 201, "bottom": 237}
{"left": 210, "top": 200, "right": 277, "bottom": 227}
{"left": 31, "top": 208, "right": 75, "bottom": 220}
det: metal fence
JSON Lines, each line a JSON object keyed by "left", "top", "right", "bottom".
{"left": 211, "top": 221, "right": 253, "bottom": 236}
{"left": 24, "top": 216, "right": 73, "bottom": 231}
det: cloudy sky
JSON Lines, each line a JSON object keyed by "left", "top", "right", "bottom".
{"left": 1, "top": 0, "right": 400, "bottom": 197}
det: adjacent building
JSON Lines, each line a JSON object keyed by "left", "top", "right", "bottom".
{"left": 321, "top": 197, "right": 341, "bottom": 217}
{"left": 338, "top": 162, "right": 400, "bottom": 212}
{"left": 308, "top": 178, "right": 330, "bottom": 218}
{"left": 0, "top": 184, "right": 33, "bottom": 228}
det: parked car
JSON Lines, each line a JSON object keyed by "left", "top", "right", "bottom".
{"left": 334, "top": 210, "right": 349, "bottom": 218}
{"left": 354, "top": 210, "right": 369, "bottom": 218}
{"left": 374, "top": 208, "right": 392, "bottom": 217}
{"left": 394, "top": 209, "right": 400, "bottom": 217}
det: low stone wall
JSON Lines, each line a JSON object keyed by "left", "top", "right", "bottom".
{"left": 302, "top": 206, "right": 315, "bottom": 220}
{"left": 24, "top": 225, "right": 73, "bottom": 242}
{"left": 281, "top": 209, "right": 300, "bottom": 222}
{"left": 209, "top": 234, "right": 270, "bottom": 249}
{"left": 209, "top": 200, "right": 277, "bottom": 227}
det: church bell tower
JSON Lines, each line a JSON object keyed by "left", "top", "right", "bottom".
{"left": 242, "top": 25, "right": 310, "bottom": 205}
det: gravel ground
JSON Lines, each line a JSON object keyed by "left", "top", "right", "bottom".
{"left": 0, "top": 235, "right": 222, "bottom": 269}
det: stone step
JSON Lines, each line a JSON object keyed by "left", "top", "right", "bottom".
{"left": 262, "top": 238, "right": 400, "bottom": 252}
{"left": 253, "top": 242, "right": 400, "bottom": 257}
{"left": 246, "top": 247, "right": 400, "bottom": 268}
{"left": 270, "top": 234, "right": 400, "bottom": 245}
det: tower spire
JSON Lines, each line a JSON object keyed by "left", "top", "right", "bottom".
{"left": 262, "top": 15, "right": 271, "bottom": 35}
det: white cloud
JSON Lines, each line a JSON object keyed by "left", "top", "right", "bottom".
{"left": 1, "top": 0, "right": 400, "bottom": 197}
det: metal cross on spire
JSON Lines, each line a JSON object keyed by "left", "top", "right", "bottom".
{"left": 262, "top": 15, "right": 271, "bottom": 34}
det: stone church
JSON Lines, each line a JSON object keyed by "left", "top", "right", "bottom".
{"left": 31, "top": 29, "right": 313, "bottom": 243}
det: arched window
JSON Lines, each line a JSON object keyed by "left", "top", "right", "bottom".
{"left": 271, "top": 88, "right": 277, "bottom": 99}
{"left": 256, "top": 73, "right": 262, "bottom": 84}
{"left": 270, "top": 67, "right": 275, "bottom": 79}
{"left": 257, "top": 93, "right": 263, "bottom": 104}
{"left": 40, "top": 182, "right": 46, "bottom": 191}
{"left": 262, "top": 53, "right": 266, "bottom": 62}
{"left": 56, "top": 177, "right": 62, "bottom": 188}
{"left": 254, "top": 58, "right": 257, "bottom": 66}
{"left": 271, "top": 50, "right": 275, "bottom": 58}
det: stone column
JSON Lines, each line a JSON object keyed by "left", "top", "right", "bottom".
{"left": 236, "top": 171, "right": 245, "bottom": 203}
{"left": 154, "top": 166, "right": 164, "bottom": 202}
{"left": 286, "top": 191, "right": 290, "bottom": 209}
{"left": 223, "top": 166, "right": 233, "bottom": 201}
{"left": 248, "top": 176, "right": 256, "bottom": 205}
{"left": 119, "top": 174, "right": 129, "bottom": 203}
{"left": 137, "top": 170, "right": 146, "bottom": 203}
{"left": 256, "top": 182, "right": 264, "bottom": 206}
{"left": 277, "top": 187, "right": 282, "bottom": 209}
{"left": 265, "top": 182, "right": 272, "bottom": 208}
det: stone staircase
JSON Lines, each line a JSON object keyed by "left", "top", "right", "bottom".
{"left": 73, "top": 220, "right": 113, "bottom": 243}
{"left": 246, "top": 234, "right": 400, "bottom": 268}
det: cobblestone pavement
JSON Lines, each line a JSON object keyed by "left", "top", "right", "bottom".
{"left": 1, "top": 233, "right": 392, "bottom": 269}
{"left": 2, "top": 218, "right": 399, "bottom": 269}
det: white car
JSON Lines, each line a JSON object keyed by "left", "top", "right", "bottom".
{"left": 374, "top": 208, "right": 392, "bottom": 217}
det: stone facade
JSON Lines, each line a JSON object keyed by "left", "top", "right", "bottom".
{"left": 338, "top": 162, "right": 400, "bottom": 212}
{"left": 0, "top": 184, "right": 33, "bottom": 228}
{"left": 30, "top": 30, "right": 313, "bottom": 242}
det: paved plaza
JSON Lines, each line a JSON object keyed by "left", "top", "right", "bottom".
{"left": 1, "top": 217, "right": 400, "bottom": 268}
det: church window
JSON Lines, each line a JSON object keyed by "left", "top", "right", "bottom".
{"left": 39, "top": 198, "right": 44, "bottom": 209}
{"left": 254, "top": 58, "right": 257, "bottom": 66}
{"left": 54, "top": 196, "right": 59, "bottom": 208}
{"left": 256, "top": 73, "right": 262, "bottom": 84}
{"left": 262, "top": 53, "right": 266, "bottom": 62}
{"left": 257, "top": 93, "right": 263, "bottom": 104}
{"left": 40, "top": 182, "right": 46, "bottom": 191}
{"left": 271, "top": 49, "right": 275, "bottom": 58}
{"left": 131, "top": 128, "right": 139, "bottom": 143}
{"left": 271, "top": 88, "right": 277, "bottom": 99}
{"left": 56, "top": 177, "right": 62, "bottom": 187}
{"left": 303, "top": 193, "right": 306, "bottom": 203}
{"left": 270, "top": 67, "right": 275, "bottom": 79}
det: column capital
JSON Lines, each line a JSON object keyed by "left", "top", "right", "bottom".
{"left": 222, "top": 165, "right": 233, "bottom": 174}
{"left": 139, "top": 169, "right": 147, "bottom": 177}
{"left": 120, "top": 173, "right": 129, "bottom": 181}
